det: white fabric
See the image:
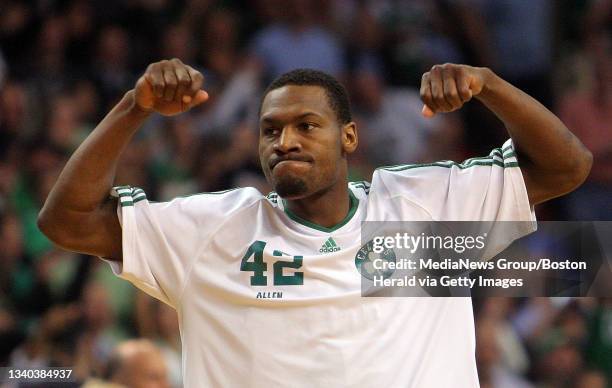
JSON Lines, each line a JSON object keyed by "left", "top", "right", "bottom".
{"left": 106, "top": 139, "right": 536, "bottom": 387}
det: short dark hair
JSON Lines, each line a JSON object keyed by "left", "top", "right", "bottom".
{"left": 261, "top": 69, "right": 352, "bottom": 124}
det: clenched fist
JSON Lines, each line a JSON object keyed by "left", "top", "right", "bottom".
{"left": 134, "top": 58, "right": 209, "bottom": 116}
{"left": 420, "top": 64, "right": 490, "bottom": 118}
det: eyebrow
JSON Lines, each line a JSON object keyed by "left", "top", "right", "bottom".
{"left": 260, "top": 111, "right": 324, "bottom": 124}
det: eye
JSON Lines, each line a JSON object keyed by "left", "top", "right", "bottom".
{"left": 297, "top": 122, "right": 316, "bottom": 131}
{"left": 263, "top": 127, "right": 279, "bottom": 137}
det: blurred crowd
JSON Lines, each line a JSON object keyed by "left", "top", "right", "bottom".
{"left": 0, "top": 0, "right": 610, "bottom": 387}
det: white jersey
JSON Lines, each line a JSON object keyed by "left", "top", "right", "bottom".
{"left": 106, "top": 139, "right": 536, "bottom": 388}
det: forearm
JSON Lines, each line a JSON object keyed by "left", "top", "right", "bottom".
{"left": 40, "top": 90, "right": 149, "bottom": 221}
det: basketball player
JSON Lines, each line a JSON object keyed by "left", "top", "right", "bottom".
{"left": 38, "top": 59, "right": 592, "bottom": 387}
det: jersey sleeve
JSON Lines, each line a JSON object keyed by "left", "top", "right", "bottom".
{"left": 104, "top": 186, "right": 258, "bottom": 308}
{"left": 374, "top": 139, "right": 536, "bottom": 223}
{"left": 373, "top": 139, "right": 537, "bottom": 258}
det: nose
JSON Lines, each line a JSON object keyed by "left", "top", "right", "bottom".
{"left": 273, "top": 126, "right": 302, "bottom": 154}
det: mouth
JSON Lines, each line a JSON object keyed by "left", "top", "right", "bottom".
{"left": 269, "top": 156, "right": 312, "bottom": 171}
{"left": 273, "top": 160, "right": 311, "bottom": 171}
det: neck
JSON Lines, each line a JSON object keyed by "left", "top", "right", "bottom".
{"left": 284, "top": 180, "right": 351, "bottom": 229}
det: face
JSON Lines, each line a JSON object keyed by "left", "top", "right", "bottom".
{"left": 259, "top": 85, "right": 357, "bottom": 199}
{"left": 124, "top": 349, "right": 170, "bottom": 388}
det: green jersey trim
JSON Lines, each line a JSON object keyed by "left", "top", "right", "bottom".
{"left": 177, "top": 187, "right": 242, "bottom": 198}
{"left": 376, "top": 146, "right": 520, "bottom": 172}
{"left": 114, "top": 186, "right": 148, "bottom": 207}
{"left": 266, "top": 192, "right": 279, "bottom": 204}
{"left": 349, "top": 180, "right": 371, "bottom": 195}
{"left": 113, "top": 186, "right": 242, "bottom": 207}
{"left": 282, "top": 190, "right": 359, "bottom": 233}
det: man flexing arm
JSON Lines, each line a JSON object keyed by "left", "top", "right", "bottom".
{"left": 37, "top": 59, "right": 208, "bottom": 261}
{"left": 420, "top": 64, "right": 593, "bottom": 205}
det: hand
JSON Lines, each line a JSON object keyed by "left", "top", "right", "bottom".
{"left": 420, "top": 64, "right": 489, "bottom": 118}
{"left": 134, "top": 58, "right": 209, "bottom": 116}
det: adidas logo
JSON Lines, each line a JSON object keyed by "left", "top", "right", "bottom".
{"left": 319, "top": 237, "right": 341, "bottom": 253}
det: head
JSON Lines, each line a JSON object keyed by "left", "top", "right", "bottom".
{"left": 576, "top": 370, "right": 607, "bottom": 388}
{"left": 105, "top": 339, "right": 170, "bottom": 388}
{"left": 259, "top": 69, "right": 357, "bottom": 199}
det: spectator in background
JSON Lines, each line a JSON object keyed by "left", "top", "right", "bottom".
{"left": 94, "top": 25, "right": 134, "bottom": 108}
{"left": 535, "top": 342, "right": 584, "bottom": 388}
{"left": 71, "top": 79, "right": 103, "bottom": 128}
{"left": 11, "top": 140, "right": 65, "bottom": 257}
{"left": 0, "top": 49, "right": 6, "bottom": 86}
{"left": 341, "top": 1, "right": 384, "bottom": 76}
{"left": 65, "top": 0, "right": 97, "bottom": 70}
{"left": 75, "top": 282, "right": 125, "bottom": 376}
{"left": 32, "top": 16, "right": 70, "bottom": 99}
{"left": 557, "top": 29, "right": 612, "bottom": 220}
{"left": 193, "top": 8, "right": 261, "bottom": 136}
{"left": 135, "top": 293, "right": 182, "bottom": 388}
{"left": 444, "top": 0, "right": 555, "bottom": 156}
{"left": 47, "top": 93, "right": 89, "bottom": 153}
{"left": 455, "top": 0, "right": 554, "bottom": 108}
{"left": 0, "top": 80, "right": 31, "bottom": 143}
{"left": 0, "top": 212, "right": 53, "bottom": 319}
{"left": 250, "top": 0, "right": 345, "bottom": 80}
{"left": 369, "top": 0, "right": 466, "bottom": 87}
{"left": 0, "top": 144, "right": 18, "bottom": 212}
{"left": 161, "top": 23, "right": 197, "bottom": 65}
{"left": 154, "top": 303, "right": 181, "bottom": 388}
{"left": 0, "top": 1, "right": 37, "bottom": 77}
{"left": 199, "top": 8, "right": 243, "bottom": 86}
{"left": 528, "top": 300, "right": 593, "bottom": 388}
{"left": 8, "top": 304, "right": 80, "bottom": 376}
{"left": 0, "top": 302, "right": 21, "bottom": 367}
{"left": 104, "top": 339, "right": 171, "bottom": 388}
{"left": 475, "top": 298, "right": 533, "bottom": 388}
{"left": 586, "top": 298, "right": 612, "bottom": 383}
{"left": 193, "top": 124, "right": 269, "bottom": 194}
{"left": 148, "top": 117, "right": 200, "bottom": 200}
{"left": 476, "top": 317, "right": 533, "bottom": 388}
{"left": 351, "top": 66, "right": 464, "bottom": 167}
{"left": 575, "top": 369, "right": 608, "bottom": 388}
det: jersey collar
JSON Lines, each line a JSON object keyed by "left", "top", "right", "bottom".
{"left": 281, "top": 189, "right": 359, "bottom": 234}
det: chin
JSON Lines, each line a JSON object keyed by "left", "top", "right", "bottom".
{"left": 274, "top": 175, "right": 309, "bottom": 198}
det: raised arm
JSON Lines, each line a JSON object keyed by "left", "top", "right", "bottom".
{"left": 420, "top": 63, "right": 593, "bottom": 205}
{"left": 37, "top": 59, "right": 208, "bottom": 260}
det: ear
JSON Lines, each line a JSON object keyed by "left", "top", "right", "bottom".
{"left": 341, "top": 121, "right": 358, "bottom": 155}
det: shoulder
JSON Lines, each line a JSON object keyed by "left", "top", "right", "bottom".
{"left": 370, "top": 162, "right": 455, "bottom": 202}
{"left": 371, "top": 141, "right": 519, "bottom": 197}
{"left": 113, "top": 186, "right": 267, "bottom": 215}
{"left": 375, "top": 141, "right": 518, "bottom": 176}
